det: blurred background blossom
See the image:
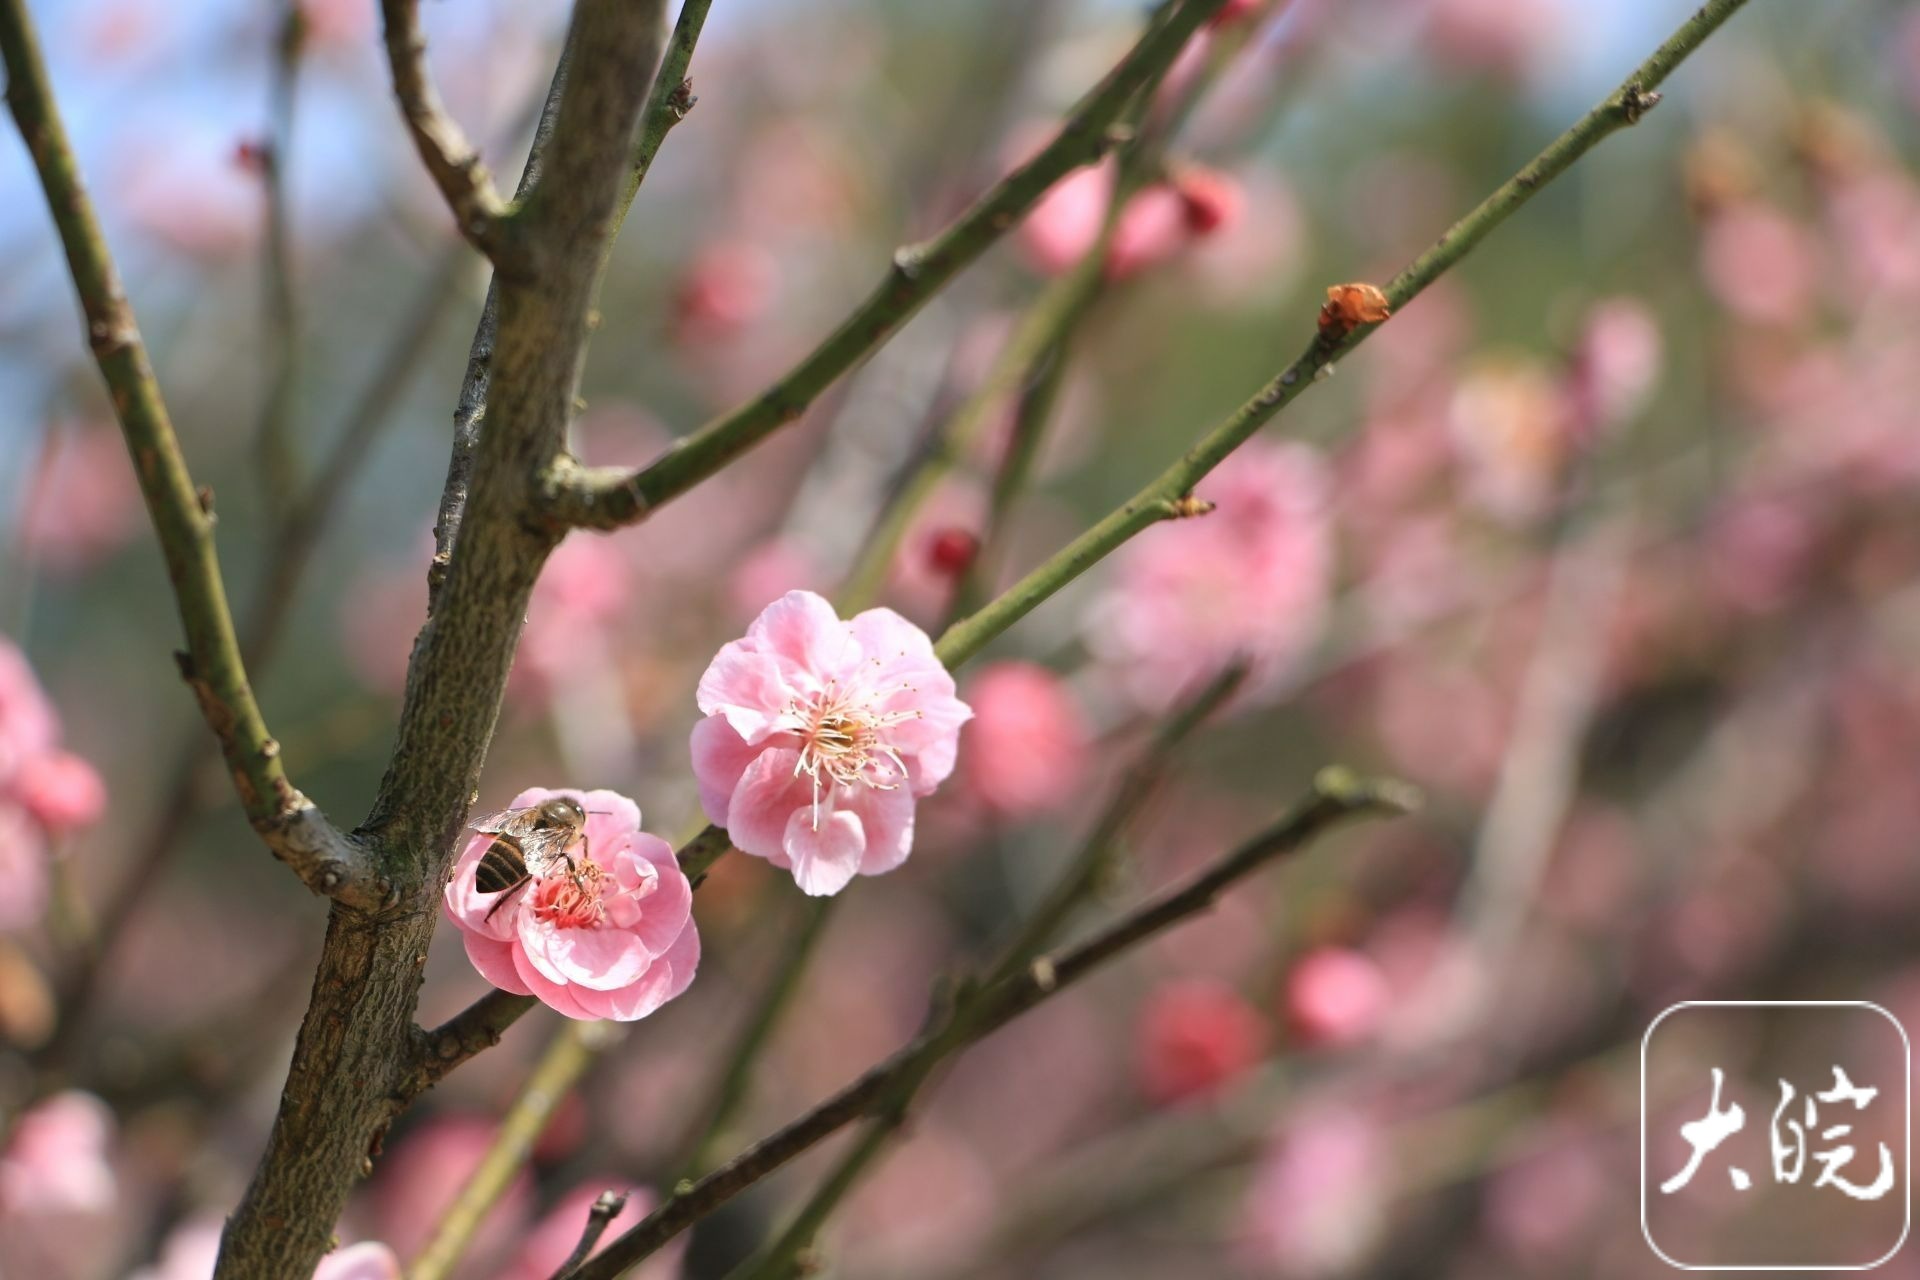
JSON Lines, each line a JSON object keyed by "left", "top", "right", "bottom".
{"left": 4, "top": 0, "right": 1920, "bottom": 1276}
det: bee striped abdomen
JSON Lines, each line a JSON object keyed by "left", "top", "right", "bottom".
{"left": 475, "top": 837, "right": 530, "bottom": 895}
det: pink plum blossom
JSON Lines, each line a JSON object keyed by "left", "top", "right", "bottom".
{"left": 1136, "top": 977, "right": 1269, "bottom": 1104}
{"left": 1283, "top": 946, "right": 1391, "bottom": 1048}
{"left": 0, "top": 1091, "right": 115, "bottom": 1217}
{"left": 17, "top": 423, "right": 142, "bottom": 575}
{"left": 1241, "top": 1105, "right": 1389, "bottom": 1274}
{"left": 1018, "top": 162, "right": 1111, "bottom": 275}
{"left": 0, "top": 638, "right": 59, "bottom": 783}
{"left": 691, "top": 591, "right": 972, "bottom": 895}
{"left": 1105, "top": 184, "right": 1191, "bottom": 280}
{"left": 1089, "top": 440, "right": 1332, "bottom": 710}
{"left": 445, "top": 788, "right": 700, "bottom": 1021}
{"left": 0, "top": 804, "right": 50, "bottom": 931}
{"left": 1698, "top": 203, "right": 1821, "bottom": 326}
{"left": 959, "top": 662, "right": 1089, "bottom": 819}
{"left": 1566, "top": 297, "right": 1663, "bottom": 440}
{"left": 16, "top": 749, "right": 108, "bottom": 832}
{"left": 491, "top": 1182, "right": 682, "bottom": 1280}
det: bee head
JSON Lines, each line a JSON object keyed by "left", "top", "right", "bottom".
{"left": 536, "top": 796, "right": 587, "bottom": 829}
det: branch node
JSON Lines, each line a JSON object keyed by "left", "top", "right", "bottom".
{"left": 1620, "top": 82, "right": 1663, "bottom": 124}
{"left": 1169, "top": 495, "right": 1214, "bottom": 520}
{"left": 667, "top": 77, "right": 696, "bottom": 120}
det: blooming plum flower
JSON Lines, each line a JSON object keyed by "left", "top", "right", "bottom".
{"left": 960, "top": 662, "right": 1089, "bottom": 819}
{"left": 1136, "top": 977, "right": 1269, "bottom": 1104}
{"left": 445, "top": 788, "right": 699, "bottom": 1021}
{"left": 1089, "top": 440, "right": 1332, "bottom": 710}
{"left": 691, "top": 591, "right": 972, "bottom": 895}
{"left": 1283, "top": 946, "right": 1391, "bottom": 1047}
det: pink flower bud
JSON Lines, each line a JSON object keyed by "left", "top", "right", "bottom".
{"left": 1174, "top": 167, "right": 1244, "bottom": 236}
{"left": 1136, "top": 977, "right": 1269, "bottom": 1105}
{"left": 1105, "top": 184, "right": 1190, "bottom": 280}
{"left": 1018, "top": 163, "right": 1112, "bottom": 276}
{"left": 960, "top": 662, "right": 1089, "bottom": 819}
{"left": 1283, "top": 946, "right": 1390, "bottom": 1047}
{"left": 16, "top": 750, "right": 107, "bottom": 833}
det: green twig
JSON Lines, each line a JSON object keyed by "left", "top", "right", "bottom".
{"left": 541, "top": 0, "right": 1231, "bottom": 530}
{"left": 571, "top": 768, "right": 1416, "bottom": 1280}
{"left": 410, "top": 1020, "right": 621, "bottom": 1280}
{"left": 670, "top": 895, "right": 837, "bottom": 1181}
{"left": 932, "top": 0, "right": 1753, "bottom": 670}
{"left": 254, "top": 0, "right": 306, "bottom": 517}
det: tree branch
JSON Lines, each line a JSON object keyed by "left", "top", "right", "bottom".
{"left": 553, "top": 1192, "right": 631, "bottom": 1280}
{"left": 567, "top": 768, "right": 1416, "bottom": 1280}
{"left": 540, "top": 0, "right": 1230, "bottom": 531}
{"left": 0, "top": 0, "right": 389, "bottom": 911}
{"left": 931, "top": 0, "right": 1754, "bottom": 669}
{"left": 214, "top": 3, "right": 673, "bottom": 1274}
{"left": 378, "top": 0, "right": 515, "bottom": 261}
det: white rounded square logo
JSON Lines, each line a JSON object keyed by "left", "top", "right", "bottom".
{"left": 1642, "top": 1001, "right": 1911, "bottom": 1270}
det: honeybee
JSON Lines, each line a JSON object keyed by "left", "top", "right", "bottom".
{"left": 470, "top": 796, "right": 594, "bottom": 921}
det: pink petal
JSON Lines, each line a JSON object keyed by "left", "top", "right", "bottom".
{"left": 782, "top": 806, "right": 865, "bottom": 896}
{"left": 510, "top": 944, "right": 596, "bottom": 1020}
{"left": 656, "top": 919, "right": 701, "bottom": 1002}
{"left": 849, "top": 605, "right": 939, "bottom": 666}
{"left": 725, "top": 747, "right": 810, "bottom": 861}
{"left": 689, "top": 715, "right": 757, "bottom": 824}
{"left": 579, "top": 788, "right": 642, "bottom": 840}
{"left": 695, "top": 646, "right": 794, "bottom": 743}
{"left": 849, "top": 784, "right": 917, "bottom": 877}
{"left": 890, "top": 691, "right": 973, "bottom": 793}
{"left": 627, "top": 865, "right": 693, "bottom": 957}
{"left": 748, "top": 589, "right": 857, "bottom": 678}
{"left": 519, "top": 917, "right": 652, "bottom": 991}
{"left": 463, "top": 933, "right": 531, "bottom": 996}
{"left": 568, "top": 956, "right": 673, "bottom": 1022}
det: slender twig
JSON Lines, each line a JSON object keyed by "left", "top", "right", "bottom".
{"left": 0, "top": 0, "right": 388, "bottom": 910}
{"left": 254, "top": 1, "right": 305, "bottom": 517}
{"left": 551, "top": 1191, "right": 631, "bottom": 1280}
{"left": 730, "top": 668, "right": 1243, "bottom": 1279}
{"left": 931, "top": 0, "right": 1753, "bottom": 669}
{"left": 541, "top": 0, "right": 1231, "bottom": 530}
{"left": 618, "top": 0, "right": 712, "bottom": 220}
{"left": 411, "top": 1020, "right": 622, "bottom": 1280}
{"left": 670, "top": 895, "right": 837, "bottom": 1181}
{"left": 377, "top": 0, "right": 514, "bottom": 261}
{"left": 569, "top": 768, "right": 1416, "bottom": 1280}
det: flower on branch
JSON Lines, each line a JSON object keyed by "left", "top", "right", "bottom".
{"left": 691, "top": 591, "right": 973, "bottom": 896}
{"left": 444, "top": 789, "right": 699, "bottom": 1022}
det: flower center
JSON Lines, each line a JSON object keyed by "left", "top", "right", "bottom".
{"left": 789, "top": 681, "right": 918, "bottom": 827}
{"left": 529, "top": 857, "right": 607, "bottom": 930}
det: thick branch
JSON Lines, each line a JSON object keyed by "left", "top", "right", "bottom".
{"left": 541, "top": 0, "right": 1230, "bottom": 531}
{"left": 217, "top": 4, "right": 672, "bottom": 1276}
{"left": 567, "top": 769, "right": 1416, "bottom": 1280}
{"left": 378, "top": 0, "right": 514, "bottom": 260}
{"left": 932, "top": 0, "right": 1754, "bottom": 669}
{"left": 0, "top": 0, "right": 387, "bottom": 911}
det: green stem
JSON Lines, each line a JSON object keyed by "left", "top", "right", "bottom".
{"left": 409, "top": 1019, "right": 620, "bottom": 1280}
{"left": 671, "top": 895, "right": 836, "bottom": 1182}
{"left": 543, "top": 0, "right": 1230, "bottom": 530}
{"left": 933, "top": 0, "right": 1752, "bottom": 670}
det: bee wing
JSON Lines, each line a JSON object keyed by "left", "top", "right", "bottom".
{"left": 470, "top": 807, "right": 533, "bottom": 836}
{"left": 516, "top": 826, "right": 580, "bottom": 866}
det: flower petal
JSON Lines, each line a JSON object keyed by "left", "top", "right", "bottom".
{"left": 510, "top": 943, "right": 596, "bottom": 1020}
{"left": 725, "top": 746, "right": 810, "bottom": 861}
{"left": 849, "top": 783, "right": 917, "bottom": 877}
{"left": 463, "top": 932, "right": 532, "bottom": 997}
{"left": 749, "top": 589, "right": 859, "bottom": 678}
{"left": 689, "top": 715, "right": 757, "bottom": 824}
{"left": 696, "top": 644, "right": 795, "bottom": 743}
{"left": 782, "top": 806, "right": 865, "bottom": 896}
